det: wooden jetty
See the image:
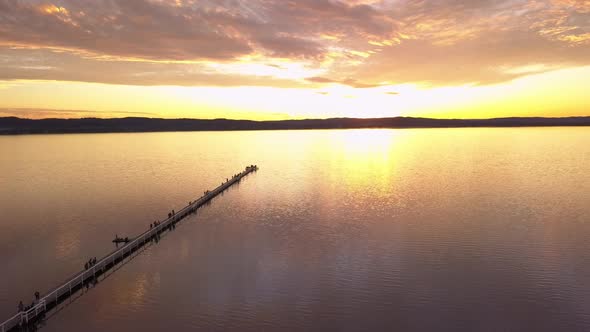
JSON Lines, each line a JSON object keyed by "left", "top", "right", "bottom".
{"left": 0, "top": 165, "right": 258, "bottom": 332}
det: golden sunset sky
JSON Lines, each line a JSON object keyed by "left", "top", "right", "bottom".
{"left": 0, "top": 0, "right": 589, "bottom": 119}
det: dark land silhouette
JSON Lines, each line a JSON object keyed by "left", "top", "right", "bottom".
{"left": 0, "top": 116, "right": 589, "bottom": 135}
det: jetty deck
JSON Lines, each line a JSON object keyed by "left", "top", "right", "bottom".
{"left": 0, "top": 165, "right": 258, "bottom": 332}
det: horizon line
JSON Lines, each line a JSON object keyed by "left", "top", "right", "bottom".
{"left": 3, "top": 115, "right": 590, "bottom": 122}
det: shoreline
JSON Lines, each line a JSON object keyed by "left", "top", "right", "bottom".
{"left": 1, "top": 116, "right": 589, "bottom": 135}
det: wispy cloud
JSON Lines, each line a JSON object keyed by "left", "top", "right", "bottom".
{"left": 306, "top": 76, "right": 383, "bottom": 88}
{"left": 0, "top": 107, "right": 157, "bottom": 119}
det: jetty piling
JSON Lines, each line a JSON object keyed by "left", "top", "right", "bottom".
{"left": 0, "top": 165, "right": 258, "bottom": 332}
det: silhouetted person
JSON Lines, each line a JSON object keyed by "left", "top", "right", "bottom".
{"left": 34, "top": 291, "right": 40, "bottom": 301}
{"left": 18, "top": 301, "right": 24, "bottom": 312}
{"left": 85, "top": 262, "right": 88, "bottom": 270}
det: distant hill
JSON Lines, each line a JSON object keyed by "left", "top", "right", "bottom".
{"left": 0, "top": 116, "right": 589, "bottom": 135}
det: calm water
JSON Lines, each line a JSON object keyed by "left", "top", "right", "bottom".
{"left": 1, "top": 128, "right": 590, "bottom": 331}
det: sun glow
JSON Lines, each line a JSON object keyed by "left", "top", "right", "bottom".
{"left": 0, "top": 66, "right": 588, "bottom": 120}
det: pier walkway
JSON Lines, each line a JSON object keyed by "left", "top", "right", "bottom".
{"left": 0, "top": 165, "right": 258, "bottom": 332}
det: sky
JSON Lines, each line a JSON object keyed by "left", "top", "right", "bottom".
{"left": 0, "top": 0, "right": 589, "bottom": 120}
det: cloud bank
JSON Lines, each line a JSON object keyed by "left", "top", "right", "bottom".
{"left": 0, "top": 0, "right": 588, "bottom": 87}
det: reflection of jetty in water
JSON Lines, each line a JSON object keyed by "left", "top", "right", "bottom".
{"left": 0, "top": 165, "right": 259, "bottom": 332}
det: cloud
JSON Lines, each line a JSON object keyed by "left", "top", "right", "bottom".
{"left": 0, "top": 47, "right": 308, "bottom": 87}
{"left": 0, "top": 0, "right": 588, "bottom": 87}
{"left": 306, "top": 76, "right": 383, "bottom": 88}
{"left": 339, "top": 0, "right": 590, "bottom": 86}
{"left": 307, "top": 77, "right": 335, "bottom": 84}
{"left": 0, "top": 0, "right": 392, "bottom": 62}
{"left": 0, "top": 107, "right": 156, "bottom": 119}
{"left": 0, "top": 0, "right": 253, "bottom": 61}
{"left": 353, "top": 30, "right": 590, "bottom": 86}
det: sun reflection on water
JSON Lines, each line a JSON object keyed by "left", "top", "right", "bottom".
{"left": 320, "top": 129, "right": 413, "bottom": 195}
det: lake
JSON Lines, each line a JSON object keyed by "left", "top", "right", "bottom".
{"left": 1, "top": 128, "right": 589, "bottom": 331}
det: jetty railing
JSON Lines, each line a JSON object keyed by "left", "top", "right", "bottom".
{"left": 0, "top": 165, "right": 258, "bottom": 332}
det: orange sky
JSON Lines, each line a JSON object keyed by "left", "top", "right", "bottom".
{"left": 0, "top": 0, "right": 589, "bottom": 120}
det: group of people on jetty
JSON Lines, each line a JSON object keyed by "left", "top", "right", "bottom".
{"left": 167, "top": 210, "right": 176, "bottom": 219}
{"left": 17, "top": 291, "right": 40, "bottom": 313}
{"left": 150, "top": 218, "right": 175, "bottom": 232}
{"left": 149, "top": 215, "right": 174, "bottom": 240}
{"left": 150, "top": 219, "right": 164, "bottom": 229}
{"left": 17, "top": 255, "right": 97, "bottom": 312}
{"left": 84, "top": 257, "right": 98, "bottom": 270}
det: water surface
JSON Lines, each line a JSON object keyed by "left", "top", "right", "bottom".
{"left": 1, "top": 128, "right": 589, "bottom": 331}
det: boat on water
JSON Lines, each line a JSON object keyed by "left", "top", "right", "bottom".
{"left": 112, "top": 236, "right": 130, "bottom": 244}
